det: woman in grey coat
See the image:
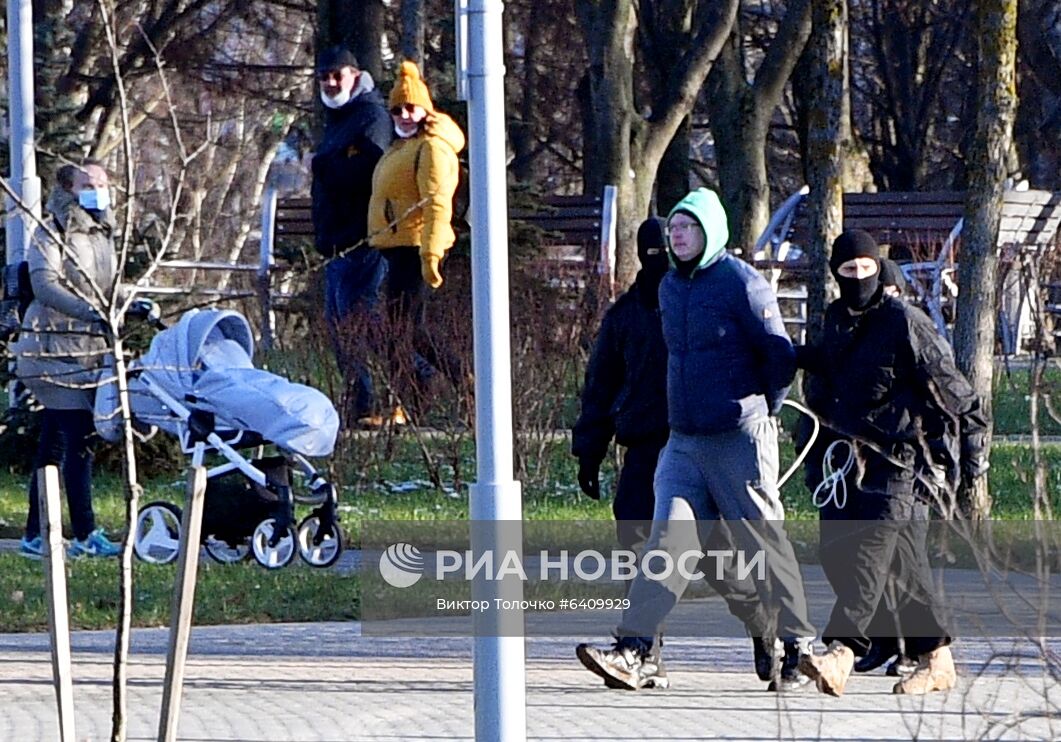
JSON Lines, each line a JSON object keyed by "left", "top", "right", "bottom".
{"left": 14, "top": 160, "right": 121, "bottom": 559}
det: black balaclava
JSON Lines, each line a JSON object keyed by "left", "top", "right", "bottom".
{"left": 830, "top": 229, "right": 881, "bottom": 310}
{"left": 635, "top": 217, "right": 669, "bottom": 305}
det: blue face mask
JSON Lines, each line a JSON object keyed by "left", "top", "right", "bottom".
{"left": 78, "top": 188, "right": 111, "bottom": 212}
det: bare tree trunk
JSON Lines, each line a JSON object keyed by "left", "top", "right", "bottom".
{"left": 575, "top": 0, "right": 637, "bottom": 281}
{"left": 400, "top": 0, "right": 425, "bottom": 66}
{"left": 321, "top": 0, "right": 386, "bottom": 81}
{"left": 577, "top": 0, "right": 738, "bottom": 288}
{"left": 804, "top": 0, "right": 847, "bottom": 345}
{"left": 707, "top": 0, "right": 813, "bottom": 254}
{"left": 953, "top": 0, "right": 1019, "bottom": 519}
{"left": 110, "top": 339, "right": 142, "bottom": 742}
{"left": 713, "top": 113, "right": 773, "bottom": 256}
{"left": 656, "top": 116, "right": 691, "bottom": 215}
{"left": 794, "top": 17, "right": 874, "bottom": 194}
{"left": 511, "top": 9, "right": 542, "bottom": 184}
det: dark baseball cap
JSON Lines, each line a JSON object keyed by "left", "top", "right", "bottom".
{"left": 317, "top": 46, "right": 359, "bottom": 74}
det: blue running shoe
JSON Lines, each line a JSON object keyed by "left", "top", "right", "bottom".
{"left": 68, "top": 528, "right": 121, "bottom": 558}
{"left": 19, "top": 535, "right": 44, "bottom": 559}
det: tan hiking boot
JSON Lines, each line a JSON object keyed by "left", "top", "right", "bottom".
{"left": 356, "top": 414, "right": 387, "bottom": 430}
{"left": 798, "top": 641, "right": 855, "bottom": 697}
{"left": 892, "top": 646, "right": 956, "bottom": 695}
{"left": 390, "top": 406, "right": 409, "bottom": 426}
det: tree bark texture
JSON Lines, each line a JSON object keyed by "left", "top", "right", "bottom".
{"left": 804, "top": 0, "right": 847, "bottom": 345}
{"left": 320, "top": 0, "right": 386, "bottom": 81}
{"left": 400, "top": 0, "right": 425, "bottom": 66}
{"left": 656, "top": 116, "right": 692, "bottom": 215}
{"left": 953, "top": 0, "right": 1018, "bottom": 518}
{"left": 577, "top": 0, "right": 738, "bottom": 288}
{"left": 706, "top": 0, "right": 813, "bottom": 255}
{"left": 794, "top": 19, "right": 874, "bottom": 194}
{"left": 511, "top": 8, "right": 542, "bottom": 184}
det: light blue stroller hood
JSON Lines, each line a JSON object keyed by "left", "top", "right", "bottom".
{"left": 96, "top": 309, "right": 339, "bottom": 457}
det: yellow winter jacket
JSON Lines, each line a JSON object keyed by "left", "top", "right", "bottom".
{"left": 368, "top": 112, "right": 465, "bottom": 264}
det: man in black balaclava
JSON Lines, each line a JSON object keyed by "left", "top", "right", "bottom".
{"left": 572, "top": 216, "right": 671, "bottom": 688}
{"left": 829, "top": 228, "right": 882, "bottom": 311}
{"left": 795, "top": 230, "right": 989, "bottom": 698}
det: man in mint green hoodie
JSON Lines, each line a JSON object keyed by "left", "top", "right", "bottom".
{"left": 577, "top": 188, "right": 815, "bottom": 692}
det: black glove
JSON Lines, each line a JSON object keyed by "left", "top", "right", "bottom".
{"left": 577, "top": 458, "right": 601, "bottom": 500}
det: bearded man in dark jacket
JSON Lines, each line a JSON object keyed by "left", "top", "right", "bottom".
{"left": 796, "top": 230, "right": 989, "bottom": 698}
{"left": 312, "top": 47, "right": 393, "bottom": 426}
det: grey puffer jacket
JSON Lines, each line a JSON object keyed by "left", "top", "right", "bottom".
{"left": 13, "top": 187, "right": 119, "bottom": 411}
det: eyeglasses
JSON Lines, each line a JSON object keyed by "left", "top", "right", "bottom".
{"left": 667, "top": 221, "right": 698, "bottom": 233}
{"left": 318, "top": 70, "right": 346, "bottom": 83}
{"left": 390, "top": 103, "right": 419, "bottom": 116}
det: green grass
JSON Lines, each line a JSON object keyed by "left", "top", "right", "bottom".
{"left": 0, "top": 554, "right": 359, "bottom": 632}
{"left": 992, "top": 365, "right": 1061, "bottom": 437}
{"left": 2, "top": 436, "right": 1058, "bottom": 543}
{"left": 3, "top": 412, "right": 1058, "bottom": 633}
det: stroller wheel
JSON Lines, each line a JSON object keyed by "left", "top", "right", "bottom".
{"left": 296, "top": 516, "right": 344, "bottom": 568}
{"left": 251, "top": 519, "right": 296, "bottom": 569}
{"left": 134, "top": 501, "right": 182, "bottom": 565}
{"left": 204, "top": 536, "right": 251, "bottom": 565}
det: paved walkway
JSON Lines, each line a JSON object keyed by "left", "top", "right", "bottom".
{"left": 1, "top": 623, "right": 1059, "bottom": 741}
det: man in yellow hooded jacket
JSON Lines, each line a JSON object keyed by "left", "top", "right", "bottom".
{"left": 368, "top": 60, "right": 466, "bottom": 420}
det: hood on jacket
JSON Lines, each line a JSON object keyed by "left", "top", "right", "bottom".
{"left": 350, "top": 70, "right": 376, "bottom": 98}
{"left": 423, "top": 112, "right": 466, "bottom": 155}
{"left": 666, "top": 187, "right": 729, "bottom": 274}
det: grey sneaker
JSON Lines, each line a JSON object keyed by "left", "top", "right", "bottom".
{"left": 577, "top": 637, "right": 666, "bottom": 691}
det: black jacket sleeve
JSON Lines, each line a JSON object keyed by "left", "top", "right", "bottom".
{"left": 572, "top": 305, "right": 624, "bottom": 465}
{"left": 311, "top": 174, "right": 336, "bottom": 257}
{"left": 909, "top": 310, "right": 990, "bottom": 474}
{"left": 794, "top": 343, "right": 828, "bottom": 375}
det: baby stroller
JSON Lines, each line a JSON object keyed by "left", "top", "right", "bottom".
{"left": 96, "top": 309, "right": 343, "bottom": 569}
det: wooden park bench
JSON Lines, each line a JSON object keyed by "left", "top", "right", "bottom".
{"left": 509, "top": 186, "right": 618, "bottom": 299}
{"left": 754, "top": 187, "right": 1061, "bottom": 348}
{"left": 252, "top": 185, "right": 620, "bottom": 347}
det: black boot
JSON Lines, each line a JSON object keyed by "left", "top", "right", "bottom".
{"left": 752, "top": 637, "right": 781, "bottom": 682}
{"left": 854, "top": 638, "right": 900, "bottom": 674}
{"left": 768, "top": 639, "right": 813, "bottom": 692}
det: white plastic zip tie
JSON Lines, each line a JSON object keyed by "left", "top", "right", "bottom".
{"left": 811, "top": 439, "right": 855, "bottom": 510}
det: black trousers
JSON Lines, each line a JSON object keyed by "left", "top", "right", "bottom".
{"left": 862, "top": 499, "right": 932, "bottom": 658}
{"left": 25, "top": 409, "right": 97, "bottom": 541}
{"left": 380, "top": 247, "right": 461, "bottom": 413}
{"left": 819, "top": 490, "right": 949, "bottom": 658}
{"left": 613, "top": 438, "right": 666, "bottom": 553}
{"left": 613, "top": 436, "right": 666, "bottom": 659}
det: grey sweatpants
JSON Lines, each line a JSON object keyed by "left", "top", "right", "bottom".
{"left": 618, "top": 417, "right": 815, "bottom": 641}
